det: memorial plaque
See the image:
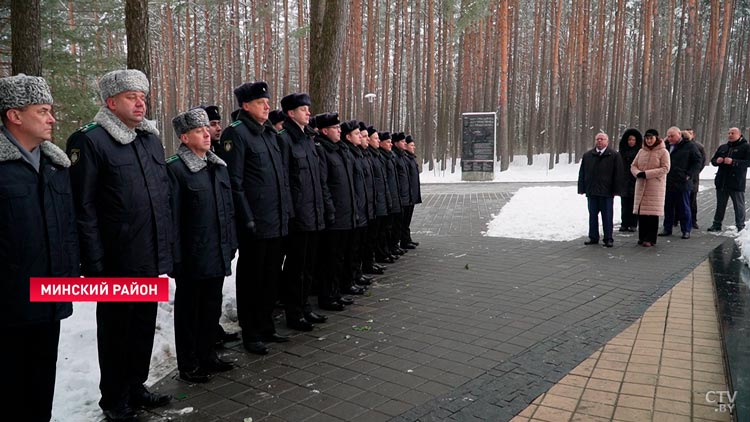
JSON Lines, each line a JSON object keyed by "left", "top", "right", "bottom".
{"left": 461, "top": 112, "right": 496, "bottom": 181}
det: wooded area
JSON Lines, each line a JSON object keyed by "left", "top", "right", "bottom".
{"left": 1, "top": 0, "right": 749, "bottom": 171}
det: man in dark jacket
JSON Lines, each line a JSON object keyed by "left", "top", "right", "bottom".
{"left": 361, "top": 126, "right": 388, "bottom": 275}
{"left": 202, "top": 104, "right": 223, "bottom": 153}
{"left": 217, "top": 81, "right": 291, "bottom": 355}
{"left": 617, "top": 128, "right": 642, "bottom": 232}
{"left": 661, "top": 126, "right": 703, "bottom": 238}
{"left": 391, "top": 132, "right": 411, "bottom": 255}
{"left": 315, "top": 113, "right": 358, "bottom": 311}
{"left": 684, "top": 128, "right": 706, "bottom": 229}
{"left": 0, "top": 74, "right": 78, "bottom": 422}
{"left": 277, "top": 93, "right": 328, "bottom": 331}
{"left": 168, "top": 108, "right": 237, "bottom": 384}
{"left": 578, "top": 132, "right": 624, "bottom": 247}
{"left": 67, "top": 69, "right": 172, "bottom": 421}
{"left": 400, "top": 134, "right": 422, "bottom": 248}
{"left": 379, "top": 132, "right": 403, "bottom": 260}
{"left": 342, "top": 121, "right": 371, "bottom": 294}
{"left": 707, "top": 127, "right": 750, "bottom": 232}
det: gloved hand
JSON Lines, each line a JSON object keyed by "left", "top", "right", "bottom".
{"left": 637, "top": 172, "right": 646, "bottom": 179}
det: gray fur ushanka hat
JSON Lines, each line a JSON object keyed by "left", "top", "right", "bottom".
{"left": 172, "top": 108, "right": 210, "bottom": 136}
{"left": 0, "top": 74, "right": 54, "bottom": 110}
{"left": 99, "top": 69, "right": 150, "bottom": 102}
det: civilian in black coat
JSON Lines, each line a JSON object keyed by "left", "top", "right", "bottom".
{"left": 66, "top": 70, "right": 173, "bottom": 419}
{"left": 617, "top": 128, "right": 642, "bottom": 232}
{"left": 217, "top": 81, "right": 292, "bottom": 356}
{"left": 661, "top": 127, "right": 703, "bottom": 238}
{"left": 168, "top": 109, "right": 237, "bottom": 384}
{"left": 0, "top": 74, "right": 78, "bottom": 422}
{"left": 707, "top": 127, "right": 750, "bottom": 232}
{"left": 577, "top": 132, "right": 624, "bottom": 247}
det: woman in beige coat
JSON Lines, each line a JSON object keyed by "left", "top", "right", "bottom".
{"left": 631, "top": 129, "right": 671, "bottom": 246}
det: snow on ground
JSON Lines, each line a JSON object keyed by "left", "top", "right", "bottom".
{"left": 50, "top": 154, "right": 744, "bottom": 421}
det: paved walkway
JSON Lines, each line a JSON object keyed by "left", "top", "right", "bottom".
{"left": 140, "top": 181, "right": 740, "bottom": 422}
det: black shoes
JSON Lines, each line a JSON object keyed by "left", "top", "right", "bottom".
{"left": 318, "top": 301, "right": 345, "bottom": 311}
{"left": 603, "top": 240, "right": 613, "bottom": 248}
{"left": 376, "top": 256, "right": 395, "bottom": 264}
{"left": 129, "top": 385, "right": 171, "bottom": 409}
{"left": 707, "top": 224, "right": 722, "bottom": 232}
{"left": 344, "top": 285, "right": 366, "bottom": 295}
{"left": 304, "top": 311, "right": 328, "bottom": 323}
{"left": 287, "top": 318, "right": 314, "bottom": 332}
{"left": 103, "top": 405, "right": 137, "bottom": 422}
{"left": 400, "top": 242, "right": 416, "bottom": 249}
{"left": 338, "top": 296, "right": 355, "bottom": 305}
{"left": 355, "top": 275, "right": 373, "bottom": 286}
{"left": 363, "top": 265, "right": 384, "bottom": 274}
{"left": 243, "top": 340, "right": 269, "bottom": 355}
{"left": 584, "top": 239, "right": 599, "bottom": 245}
{"left": 202, "top": 356, "right": 234, "bottom": 372}
{"left": 681, "top": 232, "right": 691, "bottom": 239}
{"left": 262, "top": 332, "right": 290, "bottom": 343}
{"left": 658, "top": 231, "right": 672, "bottom": 236}
{"left": 693, "top": 223, "right": 700, "bottom": 230}
{"left": 179, "top": 367, "right": 211, "bottom": 383}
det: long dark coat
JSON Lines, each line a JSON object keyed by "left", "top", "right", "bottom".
{"left": 618, "top": 129, "right": 643, "bottom": 197}
{"left": 1, "top": 131, "right": 77, "bottom": 326}
{"left": 365, "top": 147, "right": 390, "bottom": 217}
{"left": 666, "top": 138, "right": 703, "bottom": 192}
{"left": 405, "top": 151, "right": 423, "bottom": 205}
{"left": 218, "top": 110, "right": 291, "bottom": 239}
{"left": 316, "top": 135, "right": 358, "bottom": 230}
{"left": 393, "top": 147, "right": 413, "bottom": 207}
{"left": 380, "top": 149, "right": 402, "bottom": 213}
{"left": 346, "top": 142, "right": 374, "bottom": 227}
{"left": 66, "top": 110, "right": 172, "bottom": 276}
{"left": 167, "top": 145, "right": 237, "bottom": 279}
{"left": 277, "top": 119, "right": 326, "bottom": 232}
{"left": 711, "top": 136, "right": 750, "bottom": 192}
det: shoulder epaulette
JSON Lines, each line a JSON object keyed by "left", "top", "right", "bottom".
{"left": 166, "top": 154, "right": 180, "bottom": 164}
{"left": 77, "top": 122, "right": 100, "bottom": 133}
{"left": 229, "top": 120, "right": 243, "bottom": 128}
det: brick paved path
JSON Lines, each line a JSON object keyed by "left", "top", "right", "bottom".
{"left": 142, "top": 181, "right": 736, "bottom": 422}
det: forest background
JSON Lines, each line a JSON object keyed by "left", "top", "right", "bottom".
{"left": 1, "top": 0, "right": 749, "bottom": 172}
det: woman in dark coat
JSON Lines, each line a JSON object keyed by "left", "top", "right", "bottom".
{"left": 618, "top": 128, "right": 643, "bottom": 231}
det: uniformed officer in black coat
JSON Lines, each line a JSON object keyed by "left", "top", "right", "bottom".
{"left": 167, "top": 108, "right": 237, "bottom": 384}
{"left": 315, "top": 113, "right": 358, "bottom": 311}
{"left": 217, "top": 81, "right": 292, "bottom": 356}
{"left": 403, "top": 135, "right": 422, "bottom": 247}
{"left": 363, "top": 127, "right": 390, "bottom": 272}
{"left": 393, "top": 133, "right": 415, "bottom": 250}
{"left": 0, "top": 74, "right": 78, "bottom": 422}
{"left": 380, "top": 133, "right": 404, "bottom": 259}
{"left": 342, "top": 121, "right": 371, "bottom": 294}
{"left": 277, "top": 93, "right": 328, "bottom": 331}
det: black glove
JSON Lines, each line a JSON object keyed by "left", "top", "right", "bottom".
{"left": 246, "top": 220, "right": 256, "bottom": 234}
{"left": 637, "top": 172, "right": 646, "bottom": 179}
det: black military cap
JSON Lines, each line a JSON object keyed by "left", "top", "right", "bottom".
{"left": 234, "top": 81, "right": 270, "bottom": 105}
{"left": 280, "top": 92, "right": 311, "bottom": 113}
{"left": 367, "top": 126, "right": 377, "bottom": 136}
{"left": 406, "top": 135, "right": 414, "bottom": 144}
{"left": 201, "top": 105, "right": 221, "bottom": 121}
{"left": 269, "top": 109, "right": 285, "bottom": 125}
{"left": 378, "top": 131, "right": 391, "bottom": 141}
{"left": 314, "top": 112, "right": 340, "bottom": 128}
{"left": 392, "top": 132, "right": 406, "bottom": 142}
{"left": 340, "top": 120, "right": 359, "bottom": 136}
{"left": 358, "top": 121, "right": 367, "bottom": 131}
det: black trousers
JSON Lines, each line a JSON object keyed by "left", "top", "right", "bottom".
{"left": 281, "top": 231, "right": 319, "bottom": 320}
{"left": 317, "top": 229, "right": 351, "bottom": 304}
{"left": 97, "top": 302, "right": 157, "bottom": 411}
{"left": 401, "top": 205, "right": 415, "bottom": 244}
{"left": 174, "top": 276, "right": 224, "bottom": 372}
{"left": 620, "top": 196, "right": 637, "bottom": 229}
{"left": 236, "top": 236, "right": 283, "bottom": 342}
{"left": 390, "top": 211, "right": 403, "bottom": 251}
{"left": 713, "top": 189, "right": 746, "bottom": 229}
{"left": 375, "top": 216, "right": 392, "bottom": 259}
{"left": 349, "top": 226, "right": 367, "bottom": 285}
{"left": 638, "top": 215, "right": 660, "bottom": 244}
{"left": 362, "top": 218, "right": 379, "bottom": 269}
{"left": 2, "top": 321, "right": 60, "bottom": 422}
{"left": 690, "top": 182, "right": 699, "bottom": 225}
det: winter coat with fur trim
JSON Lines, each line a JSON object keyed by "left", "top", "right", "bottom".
{"left": 631, "top": 140, "right": 670, "bottom": 216}
{"left": 167, "top": 145, "right": 237, "bottom": 279}
{"left": 66, "top": 108, "right": 172, "bottom": 276}
{"left": 0, "top": 128, "right": 77, "bottom": 326}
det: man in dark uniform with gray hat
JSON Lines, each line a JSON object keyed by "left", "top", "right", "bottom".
{"left": 217, "top": 81, "right": 292, "bottom": 355}
{"left": 66, "top": 69, "right": 172, "bottom": 421}
{"left": 168, "top": 108, "right": 237, "bottom": 383}
{"left": 0, "top": 74, "right": 79, "bottom": 422}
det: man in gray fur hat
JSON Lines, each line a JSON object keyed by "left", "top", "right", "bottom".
{"left": 66, "top": 69, "right": 172, "bottom": 421}
{"left": 0, "top": 74, "right": 79, "bottom": 422}
{"left": 167, "top": 108, "right": 237, "bottom": 384}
